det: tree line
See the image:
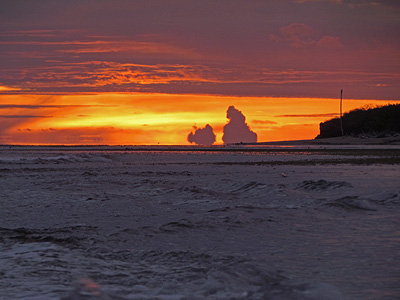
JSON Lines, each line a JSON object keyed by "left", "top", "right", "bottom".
{"left": 316, "top": 103, "right": 400, "bottom": 139}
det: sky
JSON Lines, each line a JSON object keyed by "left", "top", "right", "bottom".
{"left": 0, "top": 0, "right": 399, "bottom": 145}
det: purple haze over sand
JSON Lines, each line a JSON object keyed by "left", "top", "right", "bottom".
{"left": 187, "top": 124, "right": 216, "bottom": 146}
{"left": 223, "top": 106, "right": 257, "bottom": 144}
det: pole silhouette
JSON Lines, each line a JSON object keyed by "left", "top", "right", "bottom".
{"left": 340, "top": 89, "right": 344, "bottom": 136}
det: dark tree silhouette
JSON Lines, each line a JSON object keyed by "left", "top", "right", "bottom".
{"left": 316, "top": 104, "right": 400, "bottom": 139}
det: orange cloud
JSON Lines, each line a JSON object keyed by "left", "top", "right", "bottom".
{"left": 252, "top": 120, "right": 277, "bottom": 125}
{"left": 1, "top": 3, "right": 399, "bottom": 101}
{"left": 0, "top": 86, "right": 21, "bottom": 92}
{"left": 3, "top": 60, "right": 396, "bottom": 96}
{"left": 55, "top": 40, "right": 199, "bottom": 58}
{"left": 0, "top": 26, "right": 397, "bottom": 99}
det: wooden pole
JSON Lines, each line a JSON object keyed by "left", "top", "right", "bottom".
{"left": 340, "top": 89, "right": 344, "bottom": 136}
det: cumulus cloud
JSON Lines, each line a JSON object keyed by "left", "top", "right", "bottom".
{"left": 187, "top": 124, "right": 216, "bottom": 146}
{"left": 222, "top": 106, "right": 257, "bottom": 144}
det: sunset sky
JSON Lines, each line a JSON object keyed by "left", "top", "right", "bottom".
{"left": 1, "top": 0, "right": 399, "bottom": 145}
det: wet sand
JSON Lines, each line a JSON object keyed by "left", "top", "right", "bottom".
{"left": 0, "top": 146, "right": 399, "bottom": 299}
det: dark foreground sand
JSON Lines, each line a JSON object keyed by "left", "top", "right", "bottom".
{"left": 0, "top": 146, "right": 399, "bottom": 300}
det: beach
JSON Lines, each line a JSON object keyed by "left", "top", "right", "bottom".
{"left": 0, "top": 144, "right": 399, "bottom": 300}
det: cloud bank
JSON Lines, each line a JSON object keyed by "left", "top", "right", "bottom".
{"left": 0, "top": 1, "right": 398, "bottom": 99}
{"left": 187, "top": 124, "right": 216, "bottom": 146}
{"left": 222, "top": 106, "right": 257, "bottom": 144}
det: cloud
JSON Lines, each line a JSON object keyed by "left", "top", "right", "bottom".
{"left": 279, "top": 23, "right": 316, "bottom": 38}
{"left": 275, "top": 23, "right": 318, "bottom": 48}
{"left": 0, "top": 86, "right": 21, "bottom": 92}
{"left": 252, "top": 119, "right": 277, "bottom": 125}
{"left": 0, "top": 1, "right": 399, "bottom": 99}
{"left": 0, "top": 104, "right": 115, "bottom": 109}
{"left": 271, "top": 23, "right": 343, "bottom": 49}
{"left": 317, "top": 35, "right": 343, "bottom": 49}
{"left": 187, "top": 124, "right": 216, "bottom": 146}
{"left": 276, "top": 113, "right": 339, "bottom": 117}
{"left": 1, "top": 59, "right": 396, "bottom": 98}
{"left": 294, "top": 0, "right": 343, "bottom": 3}
{"left": 0, "top": 115, "right": 52, "bottom": 118}
{"left": 294, "top": 0, "right": 400, "bottom": 8}
{"left": 222, "top": 106, "right": 257, "bottom": 144}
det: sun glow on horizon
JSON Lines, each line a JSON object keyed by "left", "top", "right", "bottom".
{"left": 0, "top": 93, "right": 398, "bottom": 145}
{"left": 0, "top": 86, "right": 21, "bottom": 92}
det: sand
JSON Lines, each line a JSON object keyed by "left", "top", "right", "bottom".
{"left": 0, "top": 145, "right": 399, "bottom": 299}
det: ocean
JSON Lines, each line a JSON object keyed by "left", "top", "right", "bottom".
{"left": 0, "top": 145, "right": 399, "bottom": 300}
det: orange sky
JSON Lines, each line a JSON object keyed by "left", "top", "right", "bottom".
{"left": 1, "top": 93, "right": 398, "bottom": 145}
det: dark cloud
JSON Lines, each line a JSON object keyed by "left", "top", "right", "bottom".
{"left": 276, "top": 113, "right": 339, "bottom": 117}
{"left": 276, "top": 23, "right": 318, "bottom": 48}
{"left": 187, "top": 124, "right": 216, "bottom": 146}
{"left": 0, "top": 105, "right": 58, "bottom": 109}
{"left": 222, "top": 106, "right": 257, "bottom": 144}
{"left": 0, "top": 1, "right": 398, "bottom": 99}
{"left": 0, "top": 104, "right": 116, "bottom": 109}
{"left": 271, "top": 23, "right": 344, "bottom": 49}
{"left": 294, "top": 0, "right": 400, "bottom": 8}
{"left": 317, "top": 35, "right": 343, "bottom": 49}
{"left": 0, "top": 115, "right": 51, "bottom": 118}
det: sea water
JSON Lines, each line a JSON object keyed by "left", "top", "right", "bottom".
{"left": 0, "top": 146, "right": 399, "bottom": 300}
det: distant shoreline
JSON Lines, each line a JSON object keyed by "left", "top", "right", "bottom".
{"left": 1, "top": 136, "right": 400, "bottom": 150}
{"left": 257, "top": 135, "right": 400, "bottom": 146}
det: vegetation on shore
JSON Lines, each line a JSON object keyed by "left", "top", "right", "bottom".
{"left": 317, "top": 104, "right": 400, "bottom": 139}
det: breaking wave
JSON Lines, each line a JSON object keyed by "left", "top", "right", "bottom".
{"left": 0, "top": 237, "right": 346, "bottom": 300}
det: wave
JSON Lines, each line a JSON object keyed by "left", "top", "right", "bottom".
{"left": 0, "top": 225, "right": 99, "bottom": 248}
{"left": 296, "top": 180, "right": 353, "bottom": 191}
{"left": 60, "top": 250, "right": 345, "bottom": 300}
{"left": 0, "top": 153, "right": 113, "bottom": 164}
